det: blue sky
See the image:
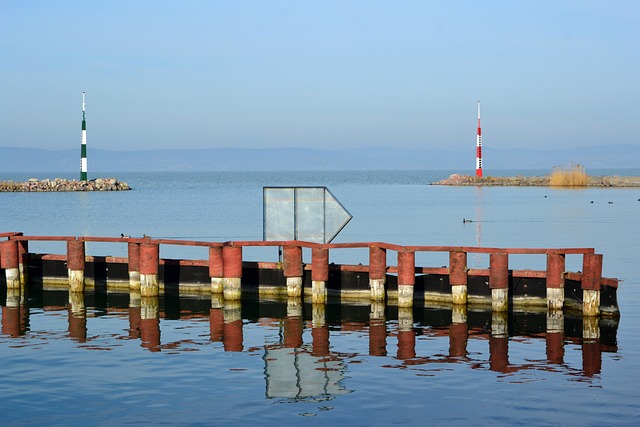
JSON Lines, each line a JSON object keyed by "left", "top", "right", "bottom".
{"left": 1, "top": 1, "right": 638, "bottom": 152}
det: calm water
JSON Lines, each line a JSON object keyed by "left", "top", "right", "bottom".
{"left": 1, "top": 169, "right": 639, "bottom": 425}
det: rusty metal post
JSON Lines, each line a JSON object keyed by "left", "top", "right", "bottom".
{"left": 139, "top": 242, "right": 159, "bottom": 297}
{"left": 397, "top": 250, "right": 415, "bottom": 308}
{"left": 283, "top": 245, "right": 303, "bottom": 297}
{"left": 209, "top": 246, "right": 224, "bottom": 294}
{"left": 311, "top": 247, "right": 328, "bottom": 303}
{"left": 489, "top": 252, "right": 509, "bottom": 312}
{"left": 1, "top": 239, "right": 21, "bottom": 289}
{"left": 222, "top": 245, "right": 242, "bottom": 301}
{"left": 449, "top": 251, "right": 468, "bottom": 305}
{"left": 546, "top": 253, "right": 565, "bottom": 310}
{"left": 369, "top": 246, "right": 387, "bottom": 302}
{"left": 128, "top": 242, "right": 141, "bottom": 289}
{"left": 67, "top": 239, "right": 86, "bottom": 293}
{"left": 582, "top": 253, "right": 602, "bottom": 316}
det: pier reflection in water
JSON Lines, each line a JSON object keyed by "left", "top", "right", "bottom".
{"left": 1, "top": 287, "right": 617, "bottom": 402}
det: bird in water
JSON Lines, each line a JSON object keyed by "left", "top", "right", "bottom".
{"left": 463, "top": 218, "right": 473, "bottom": 223}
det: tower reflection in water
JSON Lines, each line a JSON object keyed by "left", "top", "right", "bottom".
{"left": 1, "top": 289, "right": 618, "bottom": 402}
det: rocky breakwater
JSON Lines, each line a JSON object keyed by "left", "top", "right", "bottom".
{"left": 0, "top": 177, "right": 131, "bottom": 192}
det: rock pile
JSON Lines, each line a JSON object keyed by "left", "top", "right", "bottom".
{"left": 0, "top": 178, "right": 131, "bottom": 192}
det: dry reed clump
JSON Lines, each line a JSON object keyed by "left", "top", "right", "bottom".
{"left": 549, "top": 163, "right": 588, "bottom": 187}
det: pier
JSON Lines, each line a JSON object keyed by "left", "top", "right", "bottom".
{"left": 0, "top": 231, "right": 619, "bottom": 318}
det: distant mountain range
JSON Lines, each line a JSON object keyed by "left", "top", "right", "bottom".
{"left": 0, "top": 145, "right": 638, "bottom": 173}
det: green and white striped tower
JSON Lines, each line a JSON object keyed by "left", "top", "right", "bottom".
{"left": 80, "top": 91, "right": 87, "bottom": 181}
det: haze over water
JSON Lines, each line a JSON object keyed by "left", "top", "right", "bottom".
{"left": 1, "top": 169, "right": 639, "bottom": 425}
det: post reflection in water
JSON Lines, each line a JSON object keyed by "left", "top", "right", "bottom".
{"left": 68, "top": 291, "right": 86, "bottom": 343}
{"left": 0, "top": 290, "right": 617, "bottom": 401}
{"left": 2, "top": 286, "right": 28, "bottom": 337}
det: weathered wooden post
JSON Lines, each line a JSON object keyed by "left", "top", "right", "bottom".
{"left": 369, "top": 246, "right": 386, "bottom": 302}
{"left": 222, "top": 245, "right": 242, "bottom": 301}
{"left": 311, "top": 247, "right": 328, "bottom": 303}
{"left": 489, "top": 252, "right": 509, "bottom": 312}
{"left": 582, "top": 253, "right": 602, "bottom": 316}
{"left": 128, "top": 242, "right": 141, "bottom": 289}
{"left": 283, "top": 245, "right": 303, "bottom": 297}
{"left": 1, "top": 239, "right": 21, "bottom": 289}
{"left": 546, "top": 252, "right": 565, "bottom": 309}
{"left": 449, "top": 250, "right": 468, "bottom": 305}
{"left": 67, "top": 239, "right": 86, "bottom": 293}
{"left": 209, "top": 246, "right": 224, "bottom": 294}
{"left": 139, "top": 241, "right": 159, "bottom": 297}
{"left": 397, "top": 250, "right": 415, "bottom": 308}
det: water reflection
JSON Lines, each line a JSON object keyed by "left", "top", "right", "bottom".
{"left": 1, "top": 289, "right": 618, "bottom": 399}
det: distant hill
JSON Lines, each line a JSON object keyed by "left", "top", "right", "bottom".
{"left": 1, "top": 145, "right": 638, "bottom": 173}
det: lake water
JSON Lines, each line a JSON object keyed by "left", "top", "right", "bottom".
{"left": 1, "top": 169, "right": 639, "bottom": 425}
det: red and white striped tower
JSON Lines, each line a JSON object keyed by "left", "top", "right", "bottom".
{"left": 476, "top": 101, "right": 483, "bottom": 177}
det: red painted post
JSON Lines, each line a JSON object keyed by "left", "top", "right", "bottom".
{"left": 222, "top": 245, "right": 242, "bottom": 300}
{"left": 140, "top": 242, "right": 159, "bottom": 296}
{"left": 489, "top": 252, "right": 509, "bottom": 312}
{"left": 369, "top": 246, "right": 386, "bottom": 280}
{"left": 397, "top": 251, "right": 415, "bottom": 286}
{"left": 546, "top": 252, "right": 566, "bottom": 309}
{"left": 283, "top": 245, "right": 303, "bottom": 278}
{"left": 1, "top": 240, "right": 20, "bottom": 288}
{"left": 17, "top": 238, "right": 29, "bottom": 285}
{"left": 128, "top": 242, "right": 141, "bottom": 289}
{"left": 369, "top": 246, "right": 387, "bottom": 301}
{"left": 283, "top": 245, "right": 303, "bottom": 297}
{"left": 582, "top": 253, "right": 603, "bottom": 316}
{"left": 67, "top": 239, "right": 86, "bottom": 292}
{"left": 397, "top": 250, "right": 415, "bottom": 307}
{"left": 449, "top": 251, "right": 468, "bottom": 304}
{"left": 312, "top": 247, "right": 329, "bottom": 303}
{"left": 139, "top": 243, "right": 159, "bottom": 275}
{"left": 311, "top": 247, "right": 329, "bottom": 282}
{"left": 209, "top": 246, "right": 224, "bottom": 293}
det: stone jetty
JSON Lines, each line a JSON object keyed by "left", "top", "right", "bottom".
{"left": 0, "top": 177, "right": 131, "bottom": 192}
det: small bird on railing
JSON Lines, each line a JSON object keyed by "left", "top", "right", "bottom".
{"left": 120, "top": 233, "right": 130, "bottom": 238}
